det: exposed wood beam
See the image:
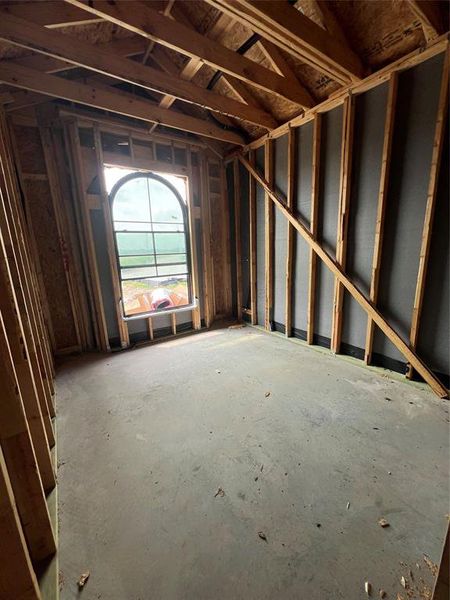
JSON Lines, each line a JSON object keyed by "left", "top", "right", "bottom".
{"left": 199, "top": 155, "right": 214, "bottom": 328}
{"left": 1, "top": 36, "right": 148, "bottom": 110}
{"left": 0, "top": 12, "right": 274, "bottom": 129}
{"left": 285, "top": 127, "right": 296, "bottom": 337}
{"left": 153, "top": 10, "right": 233, "bottom": 110}
{"left": 0, "top": 62, "right": 244, "bottom": 145}
{"left": 249, "top": 150, "right": 257, "bottom": 325}
{"left": 64, "top": 0, "right": 314, "bottom": 108}
{"left": 93, "top": 126, "right": 130, "bottom": 348}
{"left": 238, "top": 154, "right": 448, "bottom": 399}
{"left": 0, "top": 299, "right": 56, "bottom": 563}
{"left": 0, "top": 157, "right": 56, "bottom": 491}
{"left": 0, "top": 446, "right": 41, "bottom": 600}
{"left": 186, "top": 148, "right": 202, "bottom": 330}
{"left": 306, "top": 114, "right": 321, "bottom": 345}
{"left": 10, "top": 36, "right": 147, "bottom": 74}
{"left": 331, "top": 95, "right": 355, "bottom": 353}
{"left": 258, "top": 39, "right": 298, "bottom": 84}
{"left": 157, "top": 5, "right": 273, "bottom": 126}
{"left": 264, "top": 139, "right": 274, "bottom": 330}
{"left": 0, "top": 111, "right": 56, "bottom": 409}
{"left": 233, "top": 159, "right": 243, "bottom": 320}
{"left": 407, "top": 50, "right": 448, "bottom": 378}
{"left": 220, "top": 76, "right": 257, "bottom": 108}
{"left": 141, "top": 0, "right": 175, "bottom": 66}
{"left": 207, "top": 0, "right": 364, "bottom": 84}
{"left": 1, "top": 0, "right": 103, "bottom": 28}
{"left": 63, "top": 121, "right": 110, "bottom": 351}
{"left": 150, "top": 5, "right": 274, "bottom": 136}
{"left": 364, "top": 74, "right": 398, "bottom": 366}
{"left": 406, "top": 0, "right": 445, "bottom": 41}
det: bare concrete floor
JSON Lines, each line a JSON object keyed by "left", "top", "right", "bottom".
{"left": 56, "top": 327, "right": 449, "bottom": 600}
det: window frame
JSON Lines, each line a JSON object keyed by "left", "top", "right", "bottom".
{"left": 109, "top": 171, "right": 194, "bottom": 319}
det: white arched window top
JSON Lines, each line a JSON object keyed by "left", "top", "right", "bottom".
{"left": 110, "top": 172, "right": 192, "bottom": 318}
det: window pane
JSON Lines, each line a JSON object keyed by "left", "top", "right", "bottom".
{"left": 121, "top": 275, "right": 190, "bottom": 316}
{"left": 148, "top": 179, "right": 184, "bottom": 223}
{"left": 121, "top": 266, "right": 157, "bottom": 280}
{"left": 114, "top": 221, "right": 152, "bottom": 232}
{"left": 116, "top": 232, "right": 153, "bottom": 256}
{"left": 154, "top": 232, "right": 185, "bottom": 254}
{"left": 157, "top": 264, "right": 188, "bottom": 276}
{"left": 119, "top": 255, "right": 155, "bottom": 267}
{"left": 113, "top": 177, "right": 150, "bottom": 222}
{"left": 155, "top": 253, "right": 186, "bottom": 265}
{"left": 152, "top": 223, "right": 185, "bottom": 232}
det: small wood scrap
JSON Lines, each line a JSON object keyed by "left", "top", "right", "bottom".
{"left": 214, "top": 487, "right": 225, "bottom": 497}
{"left": 423, "top": 554, "right": 438, "bottom": 576}
{"left": 378, "top": 518, "right": 390, "bottom": 528}
{"left": 258, "top": 531, "right": 268, "bottom": 542}
{"left": 228, "top": 323, "right": 246, "bottom": 329}
{"left": 265, "top": 391, "right": 271, "bottom": 397}
{"left": 77, "top": 571, "right": 90, "bottom": 589}
{"left": 400, "top": 575, "right": 407, "bottom": 588}
{"left": 365, "top": 581, "right": 372, "bottom": 595}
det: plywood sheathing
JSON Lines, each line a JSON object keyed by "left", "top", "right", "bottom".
{"left": 327, "top": 0, "right": 427, "bottom": 70}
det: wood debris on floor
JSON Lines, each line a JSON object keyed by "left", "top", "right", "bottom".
{"left": 77, "top": 571, "right": 90, "bottom": 589}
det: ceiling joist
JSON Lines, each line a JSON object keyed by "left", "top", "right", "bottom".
{"left": 0, "top": 11, "right": 275, "bottom": 129}
{"left": 0, "top": 61, "right": 244, "bottom": 145}
{"left": 206, "top": 0, "right": 365, "bottom": 84}
{"left": 63, "top": 0, "right": 314, "bottom": 108}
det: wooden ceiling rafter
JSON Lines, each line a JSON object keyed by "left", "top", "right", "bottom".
{"left": 0, "top": 11, "right": 275, "bottom": 129}
{"left": 147, "top": 4, "right": 278, "bottom": 137}
{"left": 206, "top": 0, "right": 365, "bottom": 84}
{"left": 63, "top": 0, "right": 314, "bottom": 109}
{"left": 0, "top": 0, "right": 104, "bottom": 28}
{"left": 0, "top": 60, "right": 244, "bottom": 145}
{"left": 0, "top": 0, "right": 256, "bottom": 137}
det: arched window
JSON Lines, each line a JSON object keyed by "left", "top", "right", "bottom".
{"left": 110, "top": 172, "right": 192, "bottom": 317}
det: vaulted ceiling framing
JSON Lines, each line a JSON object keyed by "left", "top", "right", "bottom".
{"left": 0, "top": 0, "right": 447, "bottom": 152}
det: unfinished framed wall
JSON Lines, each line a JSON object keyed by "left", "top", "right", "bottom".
{"left": 0, "top": 107, "right": 57, "bottom": 599}
{"left": 227, "top": 44, "right": 449, "bottom": 398}
{"left": 6, "top": 106, "right": 234, "bottom": 354}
